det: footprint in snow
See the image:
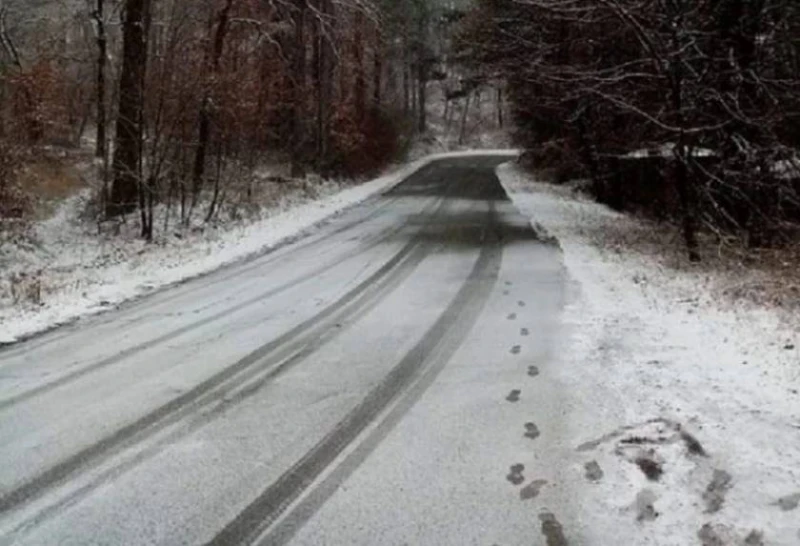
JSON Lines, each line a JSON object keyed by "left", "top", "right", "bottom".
{"left": 506, "top": 463, "right": 525, "bottom": 485}
{"left": 703, "top": 469, "right": 732, "bottom": 513}
{"left": 528, "top": 366, "right": 540, "bottom": 377}
{"left": 506, "top": 390, "right": 521, "bottom": 403}
{"left": 511, "top": 345, "right": 521, "bottom": 355}
{"left": 774, "top": 492, "right": 800, "bottom": 511}
{"left": 520, "top": 479, "right": 548, "bottom": 501}
{"left": 584, "top": 461, "right": 604, "bottom": 482}
{"left": 524, "top": 422, "right": 540, "bottom": 440}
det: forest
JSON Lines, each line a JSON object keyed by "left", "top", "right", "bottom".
{"left": 465, "top": 0, "right": 800, "bottom": 260}
{"left": 3, "top": 0, "right": 800, "bottom": 261}
{"left": 0, "top": 0, "right": 492, "bottom": 240}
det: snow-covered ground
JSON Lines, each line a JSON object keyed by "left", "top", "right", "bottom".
{"left": 498, "top": 162, "right": 800, "bottom": 546}
{"left": 0, "top": 151, "right": 516, "bottom": 345}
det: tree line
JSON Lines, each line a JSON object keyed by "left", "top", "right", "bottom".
{"left": 0, "top": 0, "right": 464, "bottom": 238}
{"left": 464, "top": 0, "right": 800, "bottom": 260}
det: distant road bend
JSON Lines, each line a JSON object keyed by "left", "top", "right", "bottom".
{"left": 0, "top": 156, "right": 568, "bottom": 546}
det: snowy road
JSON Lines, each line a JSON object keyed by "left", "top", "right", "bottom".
{"left": 0, "top": 156, "right": 569, "bottom": 545}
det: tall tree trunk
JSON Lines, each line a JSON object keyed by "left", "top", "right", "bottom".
{"left": 458, "top": 92, "right": 471, "bottom": 145}
{"left": 670, "top": 11, "right": 700, "bottom": 262}
{"left": 290, "top": 0, "right": 307, "bottom": 177}
{"left": 353, "top": 9, "right": 366, "bottom": 124}
{"left": 416, "top": 9, "right": 428, "bottom": 134}
{"left": 372, "top": 25, "right": 382, "bottom": 108}
{"left": 107, "top": 0, "right": 151, "bottom": 218}
{"left": 417, "top": 64, "right": 427, "bottom": 133}
{"left": 312, "top": 5, "right": 322, "bottom": 161}
{"left": 191, "top": 0, "right": 234, "bottom": 206}
{"left": 313, "top": 0, "right": 335, "bottom": 172}
{"left": 92, "top": 0, "right": 107, "bottom": 160}
{"left": 403, "top": 56, "right": 410, "bottom": 116}
{"left": 496, "top": 87, "right": 503, "bottom": 128}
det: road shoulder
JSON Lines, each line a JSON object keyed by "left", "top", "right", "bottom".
{"left": 498, "top": 161, "right": 800, "bottom": 546}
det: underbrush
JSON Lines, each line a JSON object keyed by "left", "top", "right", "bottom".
{"left": 527, "top": 171, "right": 800, "bottom": 311}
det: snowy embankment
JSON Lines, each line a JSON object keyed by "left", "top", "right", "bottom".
{"left": 498, "top": 162, "right": 800, "bottom": 546}
{"left": 0, "top": 151, "right": 516, "bottom": 345}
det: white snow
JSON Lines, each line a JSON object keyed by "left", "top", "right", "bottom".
{"left": 624, "top": 143, "right": 717, "bottom": 159}
{"left": 0, "top": 150, "right": 518, "bottom": 345}
{"left": 497, "top": 162, "right": 800, "bottom": 546}
{"left": 773, "top": 158, "right": 800, "bottom": 180}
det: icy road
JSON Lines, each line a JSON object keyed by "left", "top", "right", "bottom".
{"left": 0, "top": 156, "right": 570, "bottom": 545}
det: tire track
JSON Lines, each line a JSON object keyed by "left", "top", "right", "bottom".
{"left": 0, "top": 183, "right": 411, "bottom": 361}
{"left": 0, "top": 235, "right": 438, "bottom": 513}
{"left": 0, "top": 194, "right": 449, "bottom": 516}
{"left": 0, "top": 195, "right": 435, "bottom": 412}
{"left": 1, "top": 239, "right": 441, "bottom": 537}
{"left": 204, "top": 200, "right": 503, "bottom": 546}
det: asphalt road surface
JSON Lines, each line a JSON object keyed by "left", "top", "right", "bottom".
{"left": 0, "top": 156, "right": 568, "bottom": 545}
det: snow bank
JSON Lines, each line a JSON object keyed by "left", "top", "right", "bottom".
{"left": 0, "top": 150, "right": 518, "bottom": 345}
{"left": 497, "top": 162, "right": 800, "bottom": 546}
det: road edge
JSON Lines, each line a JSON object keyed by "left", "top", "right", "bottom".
{"left": 0, "top": 150, "right": 519, "bottom": 350}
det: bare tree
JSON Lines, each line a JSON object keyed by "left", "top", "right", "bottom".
{"left": 89, "top": 0, "right": 107, "bottom": 160}
{"left": 108, "top": 0, "right": 151, "bottom": 220}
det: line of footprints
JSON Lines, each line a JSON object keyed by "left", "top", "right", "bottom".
{"left": 503, "top": 280, "right": 546, "bottom": 502}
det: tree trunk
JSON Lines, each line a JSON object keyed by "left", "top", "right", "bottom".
{"left": 92, "top": 0, "right": 107, "bottom": 160}
{"left": 674, "top": 154, "right": 701, "bottom": 262}
{"left": 496, "top": 87, "right": 503, "bottom": 128}
{"left": 373, "top": 25, "right": 382, "bottom": 108}
{"left": 353, "top": 9, "right": 366, "bottom": 124}
{"left": 402, "top": 47, "right": 410, "bottom": 116}
{"left": 322, "top": 0, "right": 335, "bottom": 171}
{"left": 191, "top": 0, "right": 234, "bottom": 205}
{"left": 313, "top": 0, "right": 335, "bottom": 172}
{"left": 290, "top": 0, "right": 307, "bottom": 177}
{"left": 458, "top": 92, "right": 471, "bottom": 145}
{"left": 107, "top": 0, "right": 151, "bottom": 218}
{"left": 417, "top": 64, "right": 426, "bottom": 133}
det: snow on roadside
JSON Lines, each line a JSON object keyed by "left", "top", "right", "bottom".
{"left": 0, "top": 150, "right": 517, "bottom": 345}
{"left": 497, "top": 162, "right": 800, "bottom": 546}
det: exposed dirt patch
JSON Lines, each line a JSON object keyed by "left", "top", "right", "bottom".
{"left": 17, "top": 152, "right": 90, "bottom": 219}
